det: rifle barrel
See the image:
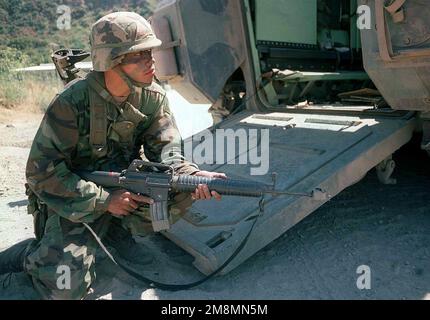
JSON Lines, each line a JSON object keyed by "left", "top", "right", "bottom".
{"left": 172, "top": 175, "right": 271, "bottom": 197}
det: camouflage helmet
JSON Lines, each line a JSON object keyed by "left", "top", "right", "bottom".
{"left": 90, "top": 12, "right": 162, "bottom": 72}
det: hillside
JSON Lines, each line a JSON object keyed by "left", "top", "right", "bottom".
{"left": 0, "top": 0, "right": 158, "bottom": 65}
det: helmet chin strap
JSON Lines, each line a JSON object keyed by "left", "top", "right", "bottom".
{"left": 114, "top": 65, "right": 151, "bottom": 96}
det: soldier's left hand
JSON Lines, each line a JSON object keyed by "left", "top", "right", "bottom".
{"left": 191, "top": 171, "right": 227, "bottom": 201}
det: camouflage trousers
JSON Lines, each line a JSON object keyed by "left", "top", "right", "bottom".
{"left": 24, "top": 193, "right": 193, "bottom": 300}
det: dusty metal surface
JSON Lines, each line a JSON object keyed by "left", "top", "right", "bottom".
{"left": 163, "top": 110, "right": 416, "bottom": 275}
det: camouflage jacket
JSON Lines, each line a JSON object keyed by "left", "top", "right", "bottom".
{"left": 26, "top": 71, "right": 199, "bottom": 224}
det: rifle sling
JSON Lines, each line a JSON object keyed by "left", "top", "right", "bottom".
{"left": 87, "top": 74, "right": 113, "bottom": 159}
{"left": 83, "top": 195, "right": 265, "bottom": 291}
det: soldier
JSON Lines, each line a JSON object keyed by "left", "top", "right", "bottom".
{"left": 0, "top": 12, "right": 226, "bottom": 299}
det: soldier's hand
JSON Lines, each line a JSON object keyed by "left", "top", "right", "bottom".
{"left": 106, "top": 189, "right": 154, "bottom": 216}
{"left": 191, "top": 171, "right": 227, "bottom": 201}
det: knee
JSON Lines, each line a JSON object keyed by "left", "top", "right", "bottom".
{"left": 26, "top": 261, "right": 95, "bottom": 300}
{"left": 25, "top": 245, "right": 96, "bottom": 300}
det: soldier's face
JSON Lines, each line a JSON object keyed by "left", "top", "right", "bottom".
{"left": 120, "top": 50, "right": 155, "bottom": 84}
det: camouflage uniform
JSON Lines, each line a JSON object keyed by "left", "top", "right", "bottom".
{"left": 24, "top": 12, "right": 199, "bottom": 299}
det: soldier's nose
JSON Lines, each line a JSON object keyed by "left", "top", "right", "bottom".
{"left": 145, "top": 57, "right": 155, "bottom": 68}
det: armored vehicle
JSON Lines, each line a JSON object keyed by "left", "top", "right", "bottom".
{"left": 148, "top": 0, "right": 429, "bottom": 275}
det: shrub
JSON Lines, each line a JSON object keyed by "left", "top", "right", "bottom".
{"left": 0, "top": 47, "right": 62, "bottom": 111}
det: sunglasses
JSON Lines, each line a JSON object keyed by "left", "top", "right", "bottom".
{"left": 121, "top": 50, "right": 153, "bottom": 65}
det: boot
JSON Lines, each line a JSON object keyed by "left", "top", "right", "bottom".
{"left": 0, "top": 238, "right": 35, "bottom": 275}
{"left": 102, "top": 220, "right": 154, "bottom": 265}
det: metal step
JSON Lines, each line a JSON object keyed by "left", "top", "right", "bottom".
{"left": 163, "top": 110, "right": 417, "bottom": 275}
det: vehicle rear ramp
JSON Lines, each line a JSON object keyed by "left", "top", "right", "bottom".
{"left": 163, "top": 109, "right": 417, "bottom": 275}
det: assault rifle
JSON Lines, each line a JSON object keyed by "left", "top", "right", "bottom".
{"left": 77, "top": 160, "right": 328, "bottom": 232}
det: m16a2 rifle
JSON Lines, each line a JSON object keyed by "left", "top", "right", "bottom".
{"left": 78, "top": 160, "right": 329, "bottom": 290}
{"left": 51, "top": 49, "right": 90, "bottom": 85}
{"left": 78, "top": 160, "right": 328, "bottom": 232}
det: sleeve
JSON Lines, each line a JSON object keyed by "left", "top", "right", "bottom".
{"left": 141, "top": 94, "right": 200, "bottom": 176}
{"left": 25, "top": 95, "right": 111, "bottom": 223}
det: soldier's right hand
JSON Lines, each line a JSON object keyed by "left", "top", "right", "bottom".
{"left": 106, "top": 190, "right": 154, "bottom": 216}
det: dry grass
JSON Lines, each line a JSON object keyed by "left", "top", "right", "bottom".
{"left": 0, "top": 73, "right": 62, "bottom": 117}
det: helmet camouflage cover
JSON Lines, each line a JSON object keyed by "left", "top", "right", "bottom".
{"left": 90, "top": 12, "right": 162, "bottom": 72}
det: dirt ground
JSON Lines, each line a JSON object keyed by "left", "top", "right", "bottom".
{"left": 0, "top": 112, "right": 429, "bottom": 300}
